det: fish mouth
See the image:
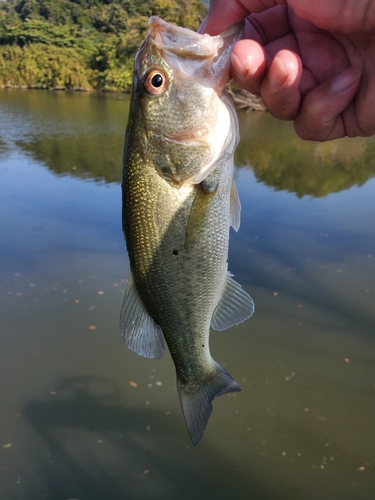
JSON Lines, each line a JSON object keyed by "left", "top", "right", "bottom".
{"left": 148, "top": 16, "right": 223, "bottom": 59}
{"left": 148, "top": 16, "right": 243, "bottom": 60}
{"left": 145, "top": 16, "right": 244, "bottom": 93}
{"left": 135, "top": 17, "right": 244, "bottom": 97}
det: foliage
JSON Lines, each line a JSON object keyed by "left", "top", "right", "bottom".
{"left": 0, "top": 0, "right": 207, "bottom": 91}
{"left": 0, "top": 43, "right": 94, "bottom": 89}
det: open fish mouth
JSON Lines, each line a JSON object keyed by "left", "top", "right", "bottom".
{"left": 147, "top": 16, "right": 223, "bottom": 58}
{"left": 145, "top": 16, "right": 243, "bottom": 87}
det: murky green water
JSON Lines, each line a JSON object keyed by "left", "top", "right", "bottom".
{"left": 1, "top": 88, "right": 375, "bottom": 500}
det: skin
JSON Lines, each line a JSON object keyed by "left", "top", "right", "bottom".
{"left": 200, "top": 0, "right": 375, "bottom": 141}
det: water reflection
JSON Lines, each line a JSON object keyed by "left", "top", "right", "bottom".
{"left": 1, "top": 89, "right": 375, "bottom": 500}
{"left": 236, "top": 111, "right": 375, "bottom": 197}
{"left": 2, "top": 89, "right": 375, "bottom": 196}
{"left": 0, "top": 137, "right": 7, "bottom": 157}
{"left": 18, "top": 135, "right": 124, "bottom": 183}
{"left": 0, "top": 89, "right": 128, "bottom": 183}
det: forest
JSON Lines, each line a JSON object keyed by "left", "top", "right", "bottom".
{"left": 0, "top": 0, "right": 206, "bottom": 91}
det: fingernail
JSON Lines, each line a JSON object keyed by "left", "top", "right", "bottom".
{"left": 231, "top": 53, "right": 246, "bottom": 81}
{"left": 331, "top": 71, "right": 358, "bottom": 92}
{"left": 269, "top": 61, "right": 287, "bottom": 91}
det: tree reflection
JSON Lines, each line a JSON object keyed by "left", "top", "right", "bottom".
{"left": 10, "top": 91, "right": 375, "bottom": 196}
{"left": 18, "top": 134, "right": 124, "bottom": 183}
{"left": 0, "top": 137, "right": 7, "bottom": 157}
{"left": 235, "top": 111, "right": 375, "bottom": 197}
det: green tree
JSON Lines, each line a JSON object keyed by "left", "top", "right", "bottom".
{"left": 0, "top": 0, "right": 207, "bottom": 91}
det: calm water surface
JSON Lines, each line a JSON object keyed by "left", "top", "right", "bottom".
{"left": 1, "top": 89, "right": 375, "bottom": 499}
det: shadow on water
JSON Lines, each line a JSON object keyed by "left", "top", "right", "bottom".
{"left": 23, "top": 376, "right": 277, "bottom": 500}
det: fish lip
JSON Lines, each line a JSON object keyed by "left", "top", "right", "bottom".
{"left": 147, "top": 16, "right": 244, "bottom": 60}
{"left": 148, "top": 16, "right": 222, "bottom": 59}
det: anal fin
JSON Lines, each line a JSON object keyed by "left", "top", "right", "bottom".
{"left": 120, "top": 273, "right": 165, "bottom": 359}
{"left": 211, "top": 272, "right": 254, "bottom": 331}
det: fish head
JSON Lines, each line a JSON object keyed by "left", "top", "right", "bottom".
{"left": 131, "top": 17, "right": 243, "bottom": 185}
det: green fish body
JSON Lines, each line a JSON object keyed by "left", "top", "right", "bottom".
{"left": 120, "top": 17, "right": 254, "bottom": 445}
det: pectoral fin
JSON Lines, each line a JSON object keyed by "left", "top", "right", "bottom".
{"left": 230, "top": 180, "right": 241, "bottom": 232}
{"left": 185, "top": 180, "right": 217, "bottom": 249}
{"left": 120, "top": 273, "right": 165, "bottom": 359}
{"left": 211, "top": 272, "right": 254, "bottom": 331}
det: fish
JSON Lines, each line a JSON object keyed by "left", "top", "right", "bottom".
{"left": 120, "top": 16, "right": 254, "bottom": 446}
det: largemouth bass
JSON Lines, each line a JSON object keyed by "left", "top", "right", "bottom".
{"left": 120, "top": 16, "right": 254, "bottom": 445}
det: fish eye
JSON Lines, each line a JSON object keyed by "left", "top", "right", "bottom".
{"left": 151, "top": 74, "right": 163, "bottom": 87}
{"left": 144, "top": 69, "right": 168, "bottom": 95}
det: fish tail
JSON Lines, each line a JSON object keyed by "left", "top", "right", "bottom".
{"left": 177, "top": 362, "right": 241, "bottom": 446}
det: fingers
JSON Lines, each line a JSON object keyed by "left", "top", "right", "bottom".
{"left": 294, "top": 68, "right": 361, "bottom": 141}
{"left": 232, "top": 43, "right": 304, "bottom": 120}
{"left": 287, "top": 0, "right": 375, "bottom": 34}
{"left": 199, "top": 0, "right": 286, "bottom": 35}
{"left": 200, "top": 0, "right": 367, "bottom": 141}
{"left": 199, "top": 0, "right": 251, "bottom": 35}
{"left": 231, "top": 39, "right": 267, "bottom": 94}
{"left": 230, "top": 41, "right": 361, "bottom": 141}
{"left": 242, "top": 5, "right": 291, "bottom": 43}
{"left": 260, "top": 50, "right": 303, "bottom": 120}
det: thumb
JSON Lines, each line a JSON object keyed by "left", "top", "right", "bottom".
{"left": 199, "top": 0, "right": 249, "bottom": 35}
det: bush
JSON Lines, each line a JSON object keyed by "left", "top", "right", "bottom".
{"left": 0, "top": 0, "right": 207, "bottom": 91}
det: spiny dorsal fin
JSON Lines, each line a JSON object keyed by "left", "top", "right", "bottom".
{"left": 211, "top": 272, "right": 254, "bottom": 331}
{"left": 120, "top": 273, "right": 165, "bottom": 359}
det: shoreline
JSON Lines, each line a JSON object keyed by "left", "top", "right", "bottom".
{"left": 1, "top": 84, "right": 266, "bottom": 112}
{"left": 0, "top": 84, "right": 131, "bottom": 93}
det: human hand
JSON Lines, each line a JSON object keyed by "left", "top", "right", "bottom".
{"left": 200, "top": 0, "right": 375, "bottom": 141}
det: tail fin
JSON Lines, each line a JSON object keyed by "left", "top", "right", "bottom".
{"left": 177, "top": 363, "right": 241, "bottom": 446}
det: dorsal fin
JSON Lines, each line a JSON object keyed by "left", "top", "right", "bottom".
{"left": 120, "top": 273, "right": 165, "bottom": 359}
{"left": 211, "top": 272, "right": 254, "bottom": 331}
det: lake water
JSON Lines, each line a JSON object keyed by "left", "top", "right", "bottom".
{"left": 1, "top": 88, "right": 375, "bottom": 500}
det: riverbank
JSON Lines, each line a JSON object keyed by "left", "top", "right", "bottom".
{"left": 227, "top": 86, "right": 266, "bottom": 112}
{"left": 0, "top": 1, "right": 266, "bottom": 111}
{"left": 0, "top": 82, "right": 266, "bottom": 112}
